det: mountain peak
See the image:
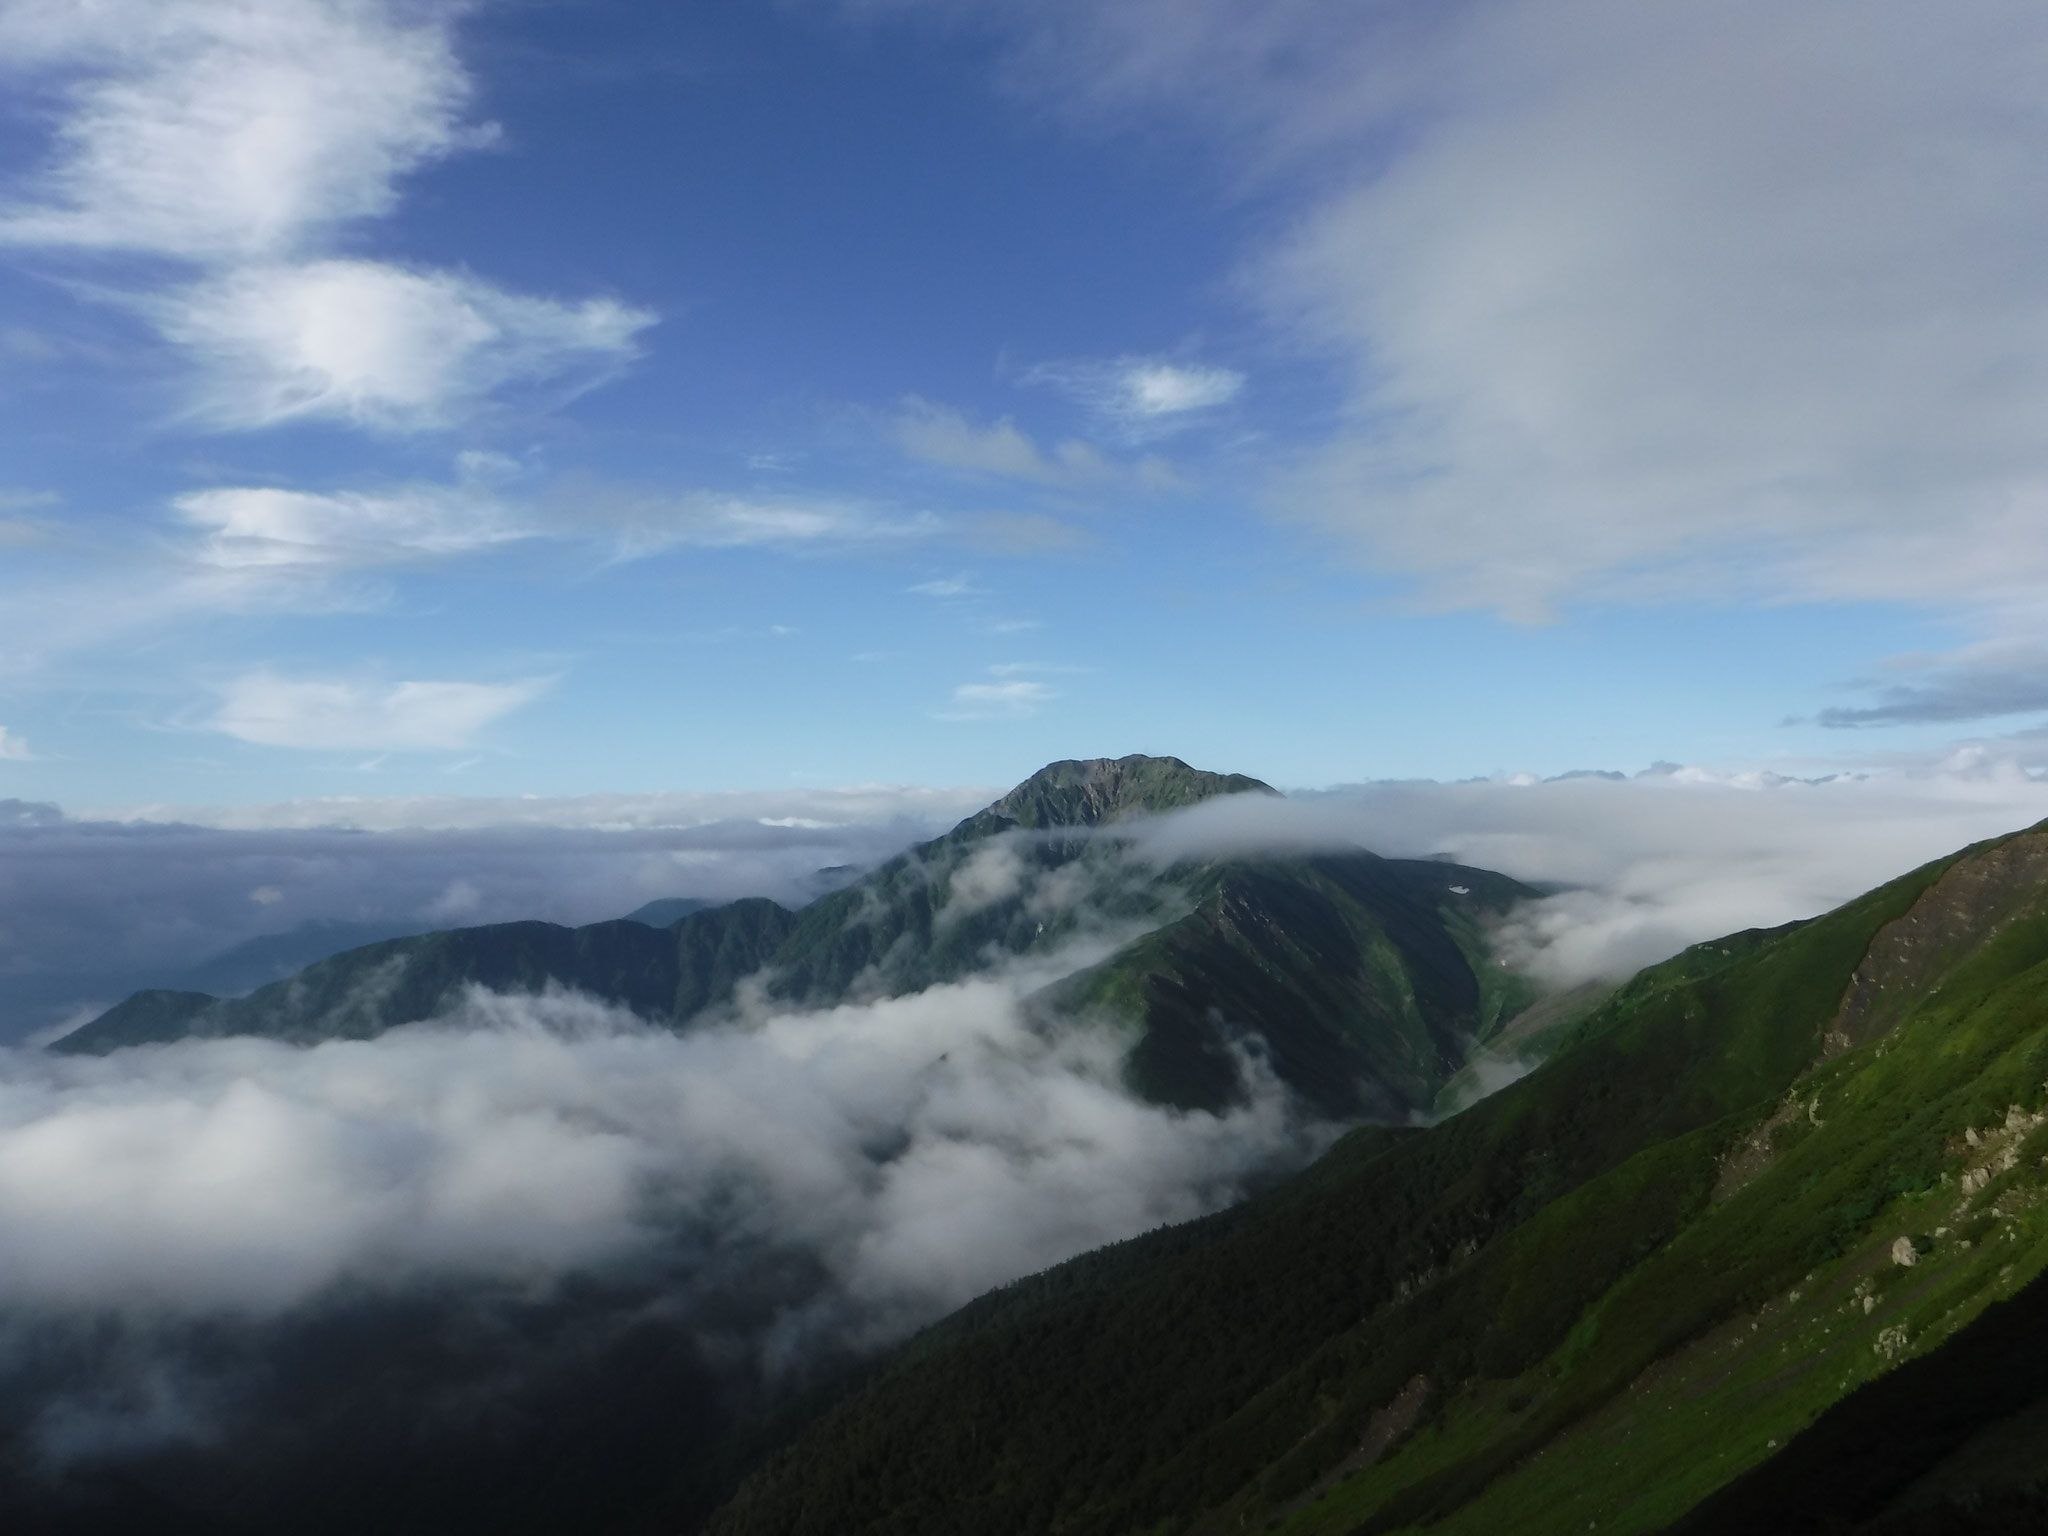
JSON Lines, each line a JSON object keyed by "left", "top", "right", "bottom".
{"left": 963, "top": 755, "right": 1276, "bottom": 834}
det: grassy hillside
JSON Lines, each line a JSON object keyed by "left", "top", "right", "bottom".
{"left": 706, "top": 823, "right": 2048, "bottom": 1536}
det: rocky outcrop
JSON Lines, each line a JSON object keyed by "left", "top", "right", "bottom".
{"left": 1829, "top": 826, "right": 2048, "bottom": 1051}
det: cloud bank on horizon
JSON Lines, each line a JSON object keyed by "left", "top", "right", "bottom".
{"left": 6, "top": 749, "right": 2047, "bottom": 1043}
{"left": 0, "top": 782, "right": 994, "bottom": 1043}
{"left": 1145, "top": 756, "right": 2048, "bottom": 984}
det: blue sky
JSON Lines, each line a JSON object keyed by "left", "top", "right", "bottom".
{"left": 2, "top": 0, "right": 2045, "bottom": 809}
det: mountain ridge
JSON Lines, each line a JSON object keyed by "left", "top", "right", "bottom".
{"left": 57, "top": 754, "right": 1539, "bottom": 1122}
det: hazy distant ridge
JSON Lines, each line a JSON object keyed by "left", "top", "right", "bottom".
{"left": 60, "top": 755, "right": 1541, "bottom": 1121}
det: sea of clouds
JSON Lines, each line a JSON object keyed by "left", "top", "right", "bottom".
{"left": 5, "top": 756, "right": 2048, "bottom": 1471}
{"left": 0, "top": 961, "right": 1313, "bottom": 1338}
{"left": 0, "top": 941, "right": 1320, "bottom": 1472}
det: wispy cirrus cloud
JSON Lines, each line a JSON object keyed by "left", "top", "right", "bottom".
{"left": 209, "top": 671, "right": 552, "bottom": 752}
{"left": 935, "top": 665, "right": 1061, "bottom": 720}
{"left": 0, "top": 0, "right": 650, "bottom": 433}
{"left": 176, "top": 484, "right": 523, "bottom": 570}
{"left": 540, "top": 475, "right": 940, "bottom": 560}
{"left": 1023, "top": 355, "right": 1244, "bottom": 439}
{"left": 0, "top": 469, "right": 949, "bottom": 680}
{"left": 907, "top": 573, "right": 986, "bottom": 598}
{"left": 0, "top": 728, "right": 33, "bottom": 761}
{"left": 154, "top": 260, "right": 653, "bottom": 433}
{"left": 0, "top": 0, "right": 473, "bottom": 261}
{"left": 1, "top": 478, "right": 530, "bottom": 680}
{"left": 178, "top": 475, "right": 929, "bottom": 576}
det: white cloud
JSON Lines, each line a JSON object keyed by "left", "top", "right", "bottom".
{"left": 175, "top": 483, "right": 522, "bottom": 569}
{"left": 1249, "top": 2, "right": 2048, "bottom": 617}
{"left": 535, "top": 475, "right": 935, "bottom": 561}
{"left": 0, "top": 471, "right": 910, "bottom": 673}
{"left": 908, "top": 573, "right": 984, "bottom": 598}
{"left": 0, "top": 463, "right": 942, "bottom": 681}
{"left": 603, "top": 491, "right": 924, "bottom": 557}
{"left": 1267, "top": 2, "right": 2048, "bottom": 619}
{"left": 156, "top": 260, "right": 653, "bottom": 432}
{"left": 1024, "top": 355, "right": 1244, "bottom": 437}
{"left": 1131, "top": 755, "right": 2048, "bottom": 986}
{"left": 210, "top": 672, "right": 549, "bottom": 752}
{"left": 167, "top": 474, "right": 919, "bottom": 592}
{"left": 0, "top": 0, "right": 653, "bottom": 433}
{"left": 0, "top": 0, "right": 472, "bottom": 261}
{"left": 937, "top": 676, "right": 1056, "bottom": 720}
{"left": 0, "top": 727, "right": 32, "bottom": 761}
{"left": 1120, "top": 360, "right": 1242, "bottom": 416}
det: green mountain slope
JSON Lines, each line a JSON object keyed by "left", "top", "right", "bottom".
{"left": 63, "top": 898, "right": 799, "bottom": 1049}
{"left": 58, "top": 756, "right": 1539, "bottom": 1121}
{"left": 1049, "top": 854, "right": 1538, "bottom": 1118}
{"left": 703, "top": 819, "right": 2048, "bottom": 1536}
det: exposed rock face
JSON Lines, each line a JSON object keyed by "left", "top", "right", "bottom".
{"left": 1829, "top": 825, "right": 2048, "bottom": 1050}
{"left": 1714, "top": 1093, "right": 1806, "bottom": 1202}
{"left": 1357, "top": 1374, "right": 1432, "bottom": 1465}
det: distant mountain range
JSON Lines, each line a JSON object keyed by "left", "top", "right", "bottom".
{"left": 61, "top": 755, "right": 1546, "bottom": 1122}
{"left": 19, "top": 756, "right": 2048, "bottom": 1533}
